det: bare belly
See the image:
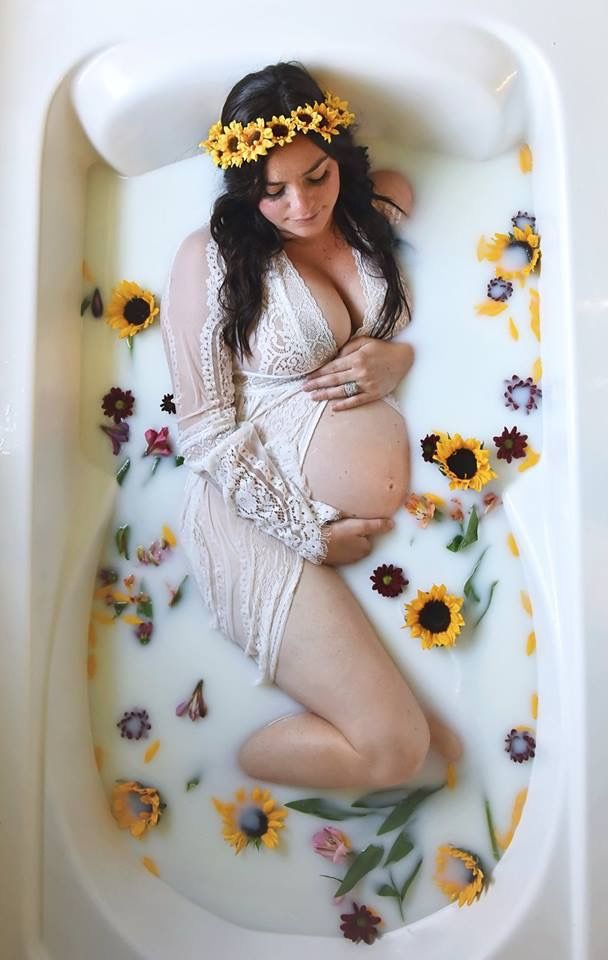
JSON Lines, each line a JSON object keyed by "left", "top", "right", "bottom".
{"left": 302, "top": 397, "right": 410, "bottom": 519}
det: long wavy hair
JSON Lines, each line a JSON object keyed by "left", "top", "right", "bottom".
{"left": 209, "top": 61, "right": 411, "bottom": 362}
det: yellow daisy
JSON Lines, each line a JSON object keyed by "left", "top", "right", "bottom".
{"left": 240, "top": 118, "right": 274, "bottom": 163}
{"left": 266, "top": 115, "right": 297, "bottom": 147}
{"left": 433, "top": 433, "right": 497, "bottom": 492}
{"left": 212, "top": 785, "right": 288, "bottom": 854}
{"left": 403, "top": 584, "right": 465, "bottom": 649}
{"left": 105, "top": 281, "right": 159, "bottom": 340}
{"left": 434, "top": 844, "right": 489, "bottom": 907}
{"left": 110, "top": 780, "right": 164, "bottom": 839}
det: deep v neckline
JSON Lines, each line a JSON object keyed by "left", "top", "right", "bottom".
{"left": 279, "top": 245, "right": 373, "bottom": 349}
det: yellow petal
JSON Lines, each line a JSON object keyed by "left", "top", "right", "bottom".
{"left": 94, "top": 746, "right": 104, "bottom": 770}
{"left": 112, "top": 591, "right": 132, "bottom": 603}
{"left": 518, "top": 445, "right": 541, "bottom": 472}
{"left": 531, "top": 692, "right": 539, "bottom": 719}
{"left": 496, "top": 788, "right": 528, "bottom": 850}
{"left": 122, "top": 614, "right": 145, "bottom": 625}
{"left": 87, "top": 654, "right": 97, "bottom": 678}
{"left": 475, "top": 300, "right": 507, "bottom": 316}
{"left": 162, "top": 524, "right": 177, "bottom": 547}
{"left": 531, "top": 357, "right": 542, "bottom": 383}
{"left": 82, "top": 259, "right": 95, "bottom": 282}
{"left": 142, "top": 856, "right": 160, "bottom": 877}
{"left": 88, "top": 622, "right": 97, "bottom": 648}
{"left": 446, "top": 762, "right": 457, "bottom": 790}
{"left": 92, "top": 611, "right": 115, "bottom": 625}
{"left": 508, "top": 317, "right": 519, "bottom": 340}
{"left": 507, "top": 533, "right": 520, "bottom": 556}
{"left": 519, "top": 143, "right": 533, "bottom": 173}
{"left": 521, "top": 591, "right": 533, "bottom": 616}
{"left": 529, "top": 289, "right": 541, "bottom": 341}
{"left": 526, "top": 631, "right": 536, "bottom": 655}
{"left": 144, "top": 739, "right": 161, "bottom": 763}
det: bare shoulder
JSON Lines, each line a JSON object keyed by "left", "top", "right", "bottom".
{"left": 370, "top": 169, "right": 414, "bottom": 222}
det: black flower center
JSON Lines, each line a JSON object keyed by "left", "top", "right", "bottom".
{"left": 271, "top": 123, "right": 289, "bottom": 138}
{"left": 298, "top": 112, "right": 313, "bottom": 124}
{"left": 239, "top": 805, "right": 268, "bottom": 838}
{"left": 446, "top": 448, "right": 478, "bottom": 479}
{"left": 419, "top": 600, "right": 451, "bottom": 634}
{"left": 508, "top": 239, "right": 533, "bottom": 263}
{"left": 124, "top": 297, "right": 151, "bottom": 326}
{"left": 226, "top": 135, "right": 240, "bottom": 152}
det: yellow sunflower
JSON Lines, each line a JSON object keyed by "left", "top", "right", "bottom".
{"left": 291, "top": 103, "right": 322, "bottom": 133}
{"left": 105, "top": 281, "right": 159, "bottom": 340}
{"left": 433, "top": 433, "right": 497, "bottom": 492}
{"left": 324, "top": 90, "right": 355, "bottom": 126}
{"left": 110, "top": 780, "right": 164, "bottom": 839}
{"left": 403, "top": 584, "right": 465, "bottom": 649}
{"left": 477, "top": 226, "right": 541, "bottom": 287}
{"left": 212, "top": 785, "right": 288, "bottom": 854}
{"left": 312, "top": 101, "right": 343, "bottom": 141}
{"left": 434, "top": 844, "right": 489, "bottom": 907}
{"left": 240, "top": 118, "right": 274, "bottom": 162}
{"left": 266, "top": 114, "right": 297, "bottom": 147}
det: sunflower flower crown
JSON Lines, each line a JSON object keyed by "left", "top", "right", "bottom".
{"left": 199, "top": 91, "right": 355, "bottom": 170}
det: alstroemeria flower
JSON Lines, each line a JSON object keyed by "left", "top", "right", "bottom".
{"left": 144, "top": 426, "right": 173, "bottom": 457}
{"left": 100, "top": 420, "right": 129, "bottom": 455}
{"left": 176, "top": 679, "right": 208, "bottom": 721}
{"left": 312, "top": 826, "right": 352, "bottom": 864}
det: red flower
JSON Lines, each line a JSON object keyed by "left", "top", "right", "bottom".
{"left": 101, "top": 386, "right": 135, "bottom": 423}
{"left": 493, "top": 426, "right": 528, "bottom": 463}
{"left": 144, "top": 426, "right": 173, "bottom": 457}
{"left": 370, "top": 564, "right": 409, "bottom": 598}
{"left": 160, "top": 393, "right": 177, "bottom": 414}
{"left": 339, "top": 902, "right": 382, "bottom": 945}
{"left": 420, "top": 433, "right": 440, "bottom": 463}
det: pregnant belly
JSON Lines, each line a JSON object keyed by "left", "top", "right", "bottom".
{"left": 302, "top": 397, "right": 410, "bottom": 519}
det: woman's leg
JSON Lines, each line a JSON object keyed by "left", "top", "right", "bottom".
{"left": 238, "top": 561, "right": 462, "bottom": 789}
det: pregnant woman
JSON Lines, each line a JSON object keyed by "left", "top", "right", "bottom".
{"left": 160, "top": 61, "right": 462, "bottom": 789}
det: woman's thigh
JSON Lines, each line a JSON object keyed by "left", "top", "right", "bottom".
{"left": 275, "top": 560, "right": 429, "bottom": 758}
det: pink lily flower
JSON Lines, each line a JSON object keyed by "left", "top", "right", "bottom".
{"left": 144, "top": 426, "right": 173, "bottom": 457}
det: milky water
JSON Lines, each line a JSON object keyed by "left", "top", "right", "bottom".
{"left": 85, "top": 140, "right": 539, "bottom": 936}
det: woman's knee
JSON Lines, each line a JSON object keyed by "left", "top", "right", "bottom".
{"left": 356, "top": 709, "right": 431, "bottom": 788}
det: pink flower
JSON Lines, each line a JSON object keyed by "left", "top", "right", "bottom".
{"left": 482, "top": 491, "right": 502, "bottom": 515}
{"left": 312, "top": 826, "right": 352, "bottom": 864}
{"left": 100, "top": 420, "right": 129, "bottom": 455}
{"left": 144, "top": 426, "right": 172, "bottom": 457}
{"left": 448, "top": 497, "right": 464, "bottom": 521}
{"left": 404, "top": 493, "right": 436, "bottom": 528}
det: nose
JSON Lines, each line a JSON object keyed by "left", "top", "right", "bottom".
{"left": 289, "top": 184, "right": 316, "bottom": 218}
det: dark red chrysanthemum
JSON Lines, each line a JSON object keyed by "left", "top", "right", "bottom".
{"left": 102, "top": 387, "right": 135, "bottom": 423}
{"left": 503, "top": 375, "right": 542, "bottom": 414}
{"left": 97, "top": 566, "right": 119, "bottom": 585}
{"left": 339, "top": 901, "right": 382, "bottom": 945}
{"left": 420, "top": 433, "right": 440, "bottom": 463}
{"left": 370, "top": 564, "right": 409, "bottom": 598}
{"left": 117, "top": 708, "right": 152, "bottom": 740}
{"left": 505, "top": 728, "right": 536, "bottom": 763}
{"left": 493, "top": 426, "right": 528, "bottom": 463}
{"left": 160, "top": 393, "right": 176, "bottom": 414}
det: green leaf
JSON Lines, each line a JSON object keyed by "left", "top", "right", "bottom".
{"left": 384, "top": 831, "right": 414, "bottom": 867}
{"left": 484, "top": 797, "right": 501, "bottom": 862}
{"left": 376, "top": 883, "right": 398, "bottom": 898}
{"left": 460, "top": 506, "right": 479, "bottom": 548}
{"left": 175, "top": 455, "right": 184, "bottom": 467}
{"left": 115, "top": 524, "right": 130, "bottom": 560}
{"left": 127, "top": 335, "right": 134, "bottom": 352}
{"left": 284, "top": 798, "right": 370, "bottom": 821}
{"left": 400, "top": 856, "right": 423, "bottom": 901}
{"left": 376, "top": 784, "right": 445, "bottom": 836}
{"left": 137, "top": 596, "right": 153, "bottom": 619}
{"left": 446, "top": 533, "right": 464, "bottom": 552}
{"left": 335, "top": 844, "right": 384, "bottom": 897}
{"left": 169, "top": 575, "right": 189, "bottom": 607}
{"left": 112, "top": 601, "right": 129, "bottom": 618}
{"left": 474, "top": 580, "right": 499, "bottom": 628}
{"left": 150, "top": 456, "right": 161, "bottom": 477}
{"left": 463, "top": 546, "right": 490, "bottom": 603}
{"left": 352, "top": 787, "right": 412, "bottom": 809}
{"left": 80, "top": 295, "right": 91, "bottom": 316}
{"left": 186, "top": 777, "right": 200, "bottom": 792}
{"left": 431, "top": 508, "right": 444, "bottom": 522}
{"left": 115, "top": 458, "right": 130, "bottom": 486}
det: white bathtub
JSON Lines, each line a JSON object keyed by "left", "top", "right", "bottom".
{"left": 2, "top": 3, "right": 607, "bottom": 957}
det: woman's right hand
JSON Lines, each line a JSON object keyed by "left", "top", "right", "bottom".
{"left": 322, "top": 517, "right": 394, "bottom": 566}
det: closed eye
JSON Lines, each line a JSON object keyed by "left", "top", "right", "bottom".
{"left": 264, "top": 168, "right": 330, "bottom": 200}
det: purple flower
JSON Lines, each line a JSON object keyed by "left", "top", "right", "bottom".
{"left": 144, "top": 426, "right": 173, "bottom": 457}
{"left": 117, "top": 708, "right": 152, "bottom": 740}
{"left": 505, "top": 728, "right": 536, "bottom": 763}
{"left": 511, "top": 211, "right": 536, "bottom": 232}
{"left": 503, "top": 375, "right": 542, "bottom": 414}
{"left": 176, "top": 679, "right": 208, "bottom": 721}
{"left": 135, "top": 621, "right": 154, "bottom": 645}
{"left": 100, "top": 420, "right": 130, "bottom": 455}
{"left": 487, "top": 277, "right": 513, "bottom": 302}
{"left": 97, "top": 566, "right": 119, "bottom": 585}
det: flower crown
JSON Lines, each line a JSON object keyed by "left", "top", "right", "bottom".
{"left": 199, "top": 90, "right": 355, "bottom": 170}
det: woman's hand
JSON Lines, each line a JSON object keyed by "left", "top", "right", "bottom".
{"left": 302, "top": 336, "right": 414, "bottom": 411}
{"left": 322, "top": 516, "right": 394, "bottom": 565}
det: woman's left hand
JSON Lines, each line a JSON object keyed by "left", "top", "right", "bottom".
{"left": 302, "top": 336, "right": 414, "bottom": 410}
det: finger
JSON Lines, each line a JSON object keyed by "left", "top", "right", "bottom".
{"left": 330, "top": 393, "right": 378, "bottom": 412}
{"left": 336, "top": 337, "right": 371, "bottom": 356}
{"left": 358, "top": 517, "right": 395, "bottom": 534}
{"left": 303, "top": 360, "right": 354, "bottom": 389}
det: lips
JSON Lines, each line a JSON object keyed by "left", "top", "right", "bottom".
{"left": 293, "top": 211, "right": 319, "bottom": 223}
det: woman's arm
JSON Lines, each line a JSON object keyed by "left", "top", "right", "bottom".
{"left": 160, "top": 227, "right": 341, "bottom": 562}
{"left": 370, "top": 169, "right": 414, "bottom": 225}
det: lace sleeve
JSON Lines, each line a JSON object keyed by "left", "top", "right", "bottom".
{"left": 159, "top": 227, "right": 341, "bottom": 564}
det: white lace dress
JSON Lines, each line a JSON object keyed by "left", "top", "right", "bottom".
{"left": 160, "top": 225, "right": 410, "bottom": 685}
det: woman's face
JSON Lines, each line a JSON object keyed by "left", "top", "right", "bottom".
{"left": 257, "top": 134, "right": 340, "bottom": 241}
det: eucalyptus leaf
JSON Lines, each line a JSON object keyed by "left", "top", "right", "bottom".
{"left": 384, "top": 831, "right": 414, "bottom": 867}
{"left": 474, "top": 580, "right": 499, "bottom": 628}
{"left": 463, "top": 546, "right": 490, "bottom": 604}
{"left": 116, "top": 458, "right": 131, "bottom": 486}
{"left": 400, "top": 856, "right": 423, "bottom": 901}
{"left": 284, "top": 798, "right": 370, "bottom": 821}
{"left": 335, "top": 844, "right": 384, "bottom": 897}
{"left": 115, "top": 524, "right": 130, "bottom": 560}
{"left": 376, "top": 784, "right": 445, "bottom": 836}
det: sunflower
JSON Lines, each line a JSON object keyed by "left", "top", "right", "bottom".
{"left": 212, "top": 785, "right": 288, "bottom": 854}
{"left": 434, "top": 844, "right": 489, "bottom": 907}
{"left": 291, "top": 103, "right": 322, "bottom": 133}
{"left": 105, "top": 281, "right": 159, "bottom": 339}
{"left": 403, "top": 584, "right": 465, "bottom": 649}
{"left": 110, "top": 779, "right": 164, "bottom": 838}
{"left": 324, "top": 90, "right": 356, "bottom": 126}
{"left": 266, "top": 115, "right": 297, "bottom": 147}
{"left": 313, "top": 101, "right": 343, "bottom": 141}
{"left": 240, "top": 118, "right": 274, "bottom": 162}
{"left": 433, "top": 433, "right": 497, "bottom": 491}
{"left": 477, "top": 225, "right": 541, "bottom": 287}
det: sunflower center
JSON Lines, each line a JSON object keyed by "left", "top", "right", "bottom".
{"left": 505, "top": 240, "right": 533, "bottom": 267}
{"left": 446, "top": 448, "right": 478, "bottom": 479}
{"left": 419, "top": 600, "right": 451, "bottom": 634}
{"left": 124, "top": 297, "right": 151, "bottom": 326}
{"left": 271, "top": 123, "right": 289, "bottom": 138}
{"left": 238, "top": 805, "right": 269, "bottom": 838}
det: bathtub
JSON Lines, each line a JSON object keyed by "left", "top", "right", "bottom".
{"left": 2, "top": 2, "right": 606, "bottom": 957}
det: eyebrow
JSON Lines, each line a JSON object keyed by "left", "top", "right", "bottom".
{"left": 265, "top": 155, "right": 328, "bottom": 186}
